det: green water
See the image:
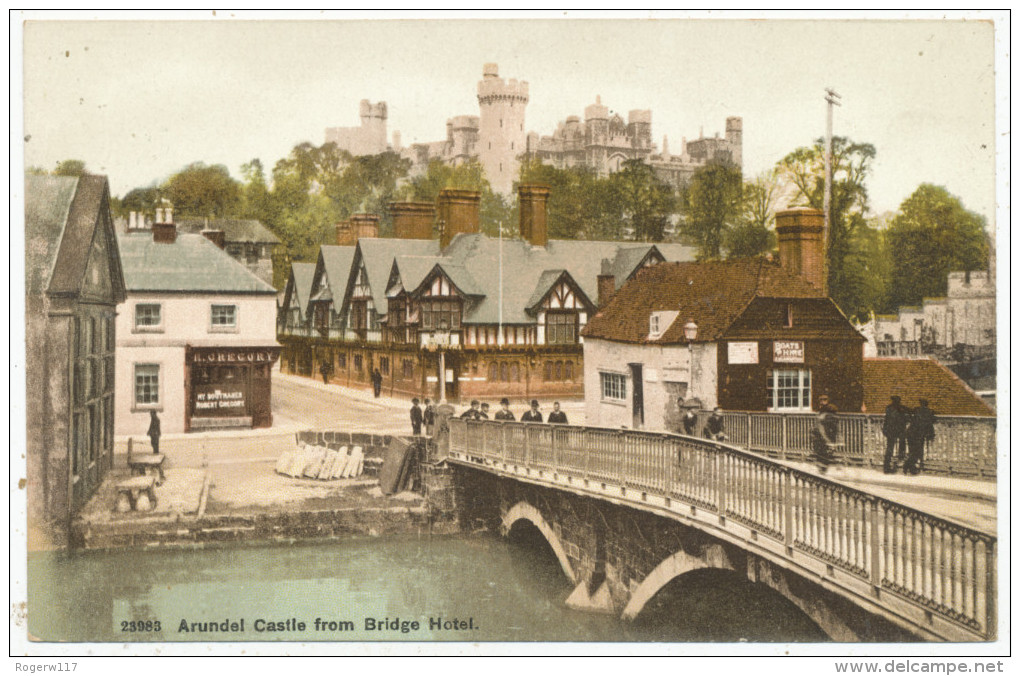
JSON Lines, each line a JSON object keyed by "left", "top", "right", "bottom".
{"left": 27, "top": 532, "right": 827, "bottom": 643}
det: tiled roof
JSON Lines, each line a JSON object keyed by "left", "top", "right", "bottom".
{"left": 117, "top": 232, "right": 276, "bottom": 294}
{"left": 862, "top": 358, "right": 994, "bottom": 417}
{"left": 356, "top": 238, "right": 440, "bottom": 314}
{"left": 317, "top": 245, "right": 357, "bottom": 304}
{"left": 582, "top": 258, "right": 828, "bottom": 344}
{"left": 176, "top": 218, "right": 281, "bottom": 244}
{"left": 25, "top": 174, "right": 126, "bottom": 301}
{"left": 288, "top": 262, "right": 316, "bottom": 313}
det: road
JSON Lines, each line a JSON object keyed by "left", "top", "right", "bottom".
{"left": 272, "top": 373, "right": 410, "bottom": 434}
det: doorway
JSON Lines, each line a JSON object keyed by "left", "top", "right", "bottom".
{"left": 629, "top": 363, "right": 644, "bottom": 429}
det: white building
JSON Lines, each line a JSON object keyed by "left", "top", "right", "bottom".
{"left": 115, "top": 211, "right": 279, "bottom": 436}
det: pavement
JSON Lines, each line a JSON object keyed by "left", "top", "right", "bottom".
{"left": 109, "top": 372, "right": 996, "bottom": 537}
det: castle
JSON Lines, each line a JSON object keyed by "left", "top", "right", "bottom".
{"left": 324, "top": 64, "right": 742, "bottom": 194}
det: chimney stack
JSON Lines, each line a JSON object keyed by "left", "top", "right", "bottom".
{"left": 202, "top": 229, "right": 226, "bottom": 249}
{"left": 518, "top": 183, "right": 551, "bottom": 247}
{"left": 437, "top": 188, "right": 480, "bottom": 249}
{"left": 336, "top": 213, "right": 381, "bottom": 246}
{"left": 152, "top": 202, "right": 176, "bottom": 244}
{"left": 388, "top": 201, "right": 435, "bottom": 240}
{"left": 775, "top": 208, "right": 826, "bottom": 295}
{"left": 597, "top": 258, "right": 616, "bottom": 308}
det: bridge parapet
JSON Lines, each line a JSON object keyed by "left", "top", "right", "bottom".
{"left": 445, "top": 418, "right": 997, "bottom": 642}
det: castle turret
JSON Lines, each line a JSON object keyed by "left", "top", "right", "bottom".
{"left": 477, "top": 63, "right": 528, "bottom": 195}
{"left": 726, "top": 116, "right": 743, "bottom": 167}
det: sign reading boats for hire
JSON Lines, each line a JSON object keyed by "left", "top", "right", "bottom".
{"left": 18, "top": 13, "right": 1004, "bottom": 663}
{"left": 773, "top": 341, "right": 805, "bottom": 363}
{"left": 727, "top": 341, "right": 759, "bottom": 364}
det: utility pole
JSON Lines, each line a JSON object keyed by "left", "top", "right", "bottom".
{"left": 824, "top": 88, "right": 841, "bottom": 295}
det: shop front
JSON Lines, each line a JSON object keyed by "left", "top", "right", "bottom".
{"left": 184, "top": 345, "right": 281, "bottom": 431}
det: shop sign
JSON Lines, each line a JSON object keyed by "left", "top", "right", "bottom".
{"left": 193, "top": 384, "right": 247, "bottom": 414}
{"left": 190, "top": 349, "right": 275, "bottom": 364}
{"left": 773, "top": 341, "right": 805, "bottom": 363}
{"left": 727, "top": 342, "right": 759, "bottom": 364}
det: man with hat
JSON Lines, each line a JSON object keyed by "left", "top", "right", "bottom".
{"left": 410, "top": 398, "right": 423, "bottom": 436}
{"left": 460, "top": 400, "right": 482, "bottom": 420}
{"left": 494, "top": 398, "right": 515, "bottom": 421}
{"left": 882, "top": 395, "right": 909, "bottom": 473}
{"left": 903, "top": 398, "right": 936, "bottom": 475}
{"left": 479, "top": 402, "right": 491, "bottom": 419}
{"left": 521, "top": 399, "right": 543, "bottom": 423}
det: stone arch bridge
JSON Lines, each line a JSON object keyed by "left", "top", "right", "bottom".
{"left": 437, "top": 418, "right": 996, "bottom": 642}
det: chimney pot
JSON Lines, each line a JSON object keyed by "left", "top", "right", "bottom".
{"left": 388, "top": 201, "right": 436, "bottom": 239}
{"left": 152, "top": 221, "right": 177, "bottom": 244}
{"left": 775, "top": 208, "right": 826, "bottom": 295}
{"left": 437, "top": 188, "right": 481, "bottom": 249}
{"left": 518, "top": 183, "right": 551, "bottom": 247}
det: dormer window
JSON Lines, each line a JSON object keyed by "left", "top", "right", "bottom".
{"left": 647, "top": 310, "right": 678, "bottom": 340}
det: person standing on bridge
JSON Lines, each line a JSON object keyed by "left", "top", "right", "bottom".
{"left": 547, "top": 401, "right": 568, "bottom": 424}
{"left": 423, "top": 398, "right": 436, "bottom": 435}
{"left": 903, "top": 399, "right": 936, "bottom": 475}
{"left": 371, "top": 368, "right": 383, "bottom": 398}
{"left": 680, "top": 401, "right": 698, "bottom": 436}
{"left": 147, "top": 409, "right": 161, "bottom": 455}
{"left": 812, "top": 409, "right": 839, "bottom": 474}
{"left": 410, "top": 398, "right": 423, "bottom": 436}
{"left": 479, "top": 402, "right": 491, "bottom": 419}
{"left": 460, "top": 400, "right": 482, "bottom": 420}
{"left": 521, "top": 400, "right": 543, "bottom": 423}
{"left": 494, "top": 398, "right": 515, "bottom": 421}
{"left": 882, "top": 395, "right": 909, "bottom": 474}
{"left": 704, "top": 407, "right": 727, "bottom": 441}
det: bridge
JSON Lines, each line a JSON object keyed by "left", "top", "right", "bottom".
{"left": 437, "top": 418, "right": 997, "bottom": 642}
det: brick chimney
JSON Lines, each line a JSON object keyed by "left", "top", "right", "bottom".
{"left": 152, "top": 203, "right": 176, "bottom": 244}
{"left": 437, "top": 188, "right": 480, "bottom": 249}
{"left": 775, "top": 208, "right": 826, "bottom": 295}
{"left": 388, "top": 201, "right": 435, "bottom": 239}
{"left": 202, "top": 229, "right": 225, "bottom": 249}
{"left": 518, "top": 183, "right": 550, "bottom": 247}
{"left": 336, "top": 213, "right": 380, "bottom": 246}
{"left": 597, "top": 258, "right": 615, "bottom": 308}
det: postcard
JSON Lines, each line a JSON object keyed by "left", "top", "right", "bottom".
{"left": 12, "top": 11, "right": 1009, "bottom": 664}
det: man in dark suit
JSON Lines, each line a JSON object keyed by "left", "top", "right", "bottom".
{"left": 423, "top": 398, "right": 436, "bottom": 435}
{"left": 460, "top": 400, "right": 482, "bottom": 420}
{"left": 479, "top": 403, "right": 491, "bottom": 419}
{"left": 147, "top": 410, "right": 161, "bottom": 454}
{"left": 494, "top": 398, "right": 515, "bottom": 421}
{"left": 903, "top": 399, "right": 936, "bottom": 475}
{"left": 410, "top": 398, "right": 423, "bottom": 436}
{"left": 882, "top": 395, "right": 909, "bottom": 473}
{"left": 547, "top": 401, "right": 568, "bottom": 424}
{"left": 521, "top": 399, "right": 543, "bottom": 423}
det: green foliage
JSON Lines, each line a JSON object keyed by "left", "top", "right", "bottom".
{"left": 608, "top": 160, "right": 676, "bottom": 242}
{"left": 838, "top": 217, "right": 892, "bottom": 321}
{"left": 777, "top": 137, "right": 876, "bottom": 313}
{"left": 518, "top": 159, "right": 617, "bottom": 240}
{"left": 886, "top": 184, "right": 989, "bottom": 308}
{"left": 162, "top": 162, "right": 242, "bottom": 218}
{"left": 405, "top": 159, "right": 513, "bottom": 236}
{"left": 682, "top": 162, "right": 743, "bottom": 259}
{"left": 54, "top": 159, "right": 88, "bottom": 176}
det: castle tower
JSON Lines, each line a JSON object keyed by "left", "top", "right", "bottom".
{"left": 477, "top": 63, "right": 529, "bottom": 195}
{"left": 359, "top": 100, "right": 388, "bottom": 155}
{"left": 726, "top": 116, "right": 743, "bottom": 167}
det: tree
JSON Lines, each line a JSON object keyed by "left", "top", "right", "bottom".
{"left": 777, "top": 137, "right": 876, "bottom": 312}
{"left": 726, "top": 170, "right": 779, "bottom": 258}
{"left": 162, "top": 162, "right": 242, "bottom": 218}
{"left": 118, "top": 185, "right": 162, "bottom": 218}
{"left": 54, "top": 159, "right": 88, "bottom": 176}
{"left": 886, "top": 184, "right": 989, "bottom": 308}
{"left": 609, "top": 160, "right": 676, "bottom": 242}
{"left": 517, "top": 159, "right": 617, "bottom": 240}
{"left": 404, "top": 159, "right": 512, "bottom": 236}
{"left": 683, "top": 161, "right": 742, "bottom": 259}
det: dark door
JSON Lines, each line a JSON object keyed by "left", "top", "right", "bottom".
{"left": 629, "top": 363, "right": 644, "bottom": 429}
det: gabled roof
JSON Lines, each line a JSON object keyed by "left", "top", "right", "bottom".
{"left": 117, "top": 232, "right": 276, "bottom": 294}
{"left": 862, "top": 358, "right": 994, "bottom": 417}
{"left": 389, "top": 255, "right": 444, "bottom": 297}
{"left": 354, "top": 238, "right": 440, "bottom": 314}
{"left": 176, "top": 218, "right": 281, "bottom": 244}
{"left": 25, "top": 174, "right": 126, "bottom": 302}
{"left": 286, "top": 262, "right": 316, "bottom": 315}
{"left": 582, "top": 258, "right": 831, "bottom": 344}
{"left": 316, "top": 245, "right": 357, "bottom": 304}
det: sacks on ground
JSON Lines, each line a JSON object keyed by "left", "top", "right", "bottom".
{"left": 285, "top": 446, "right": 308, "bottom": 477}
{"left": 330, "top": 446, "right": 350, "bottom": 479}
{"left": 303, "top": 446, "right": 327, "bottom": 478}
{"left": 275, "top": 448, "right": 296, "bottom": 475}
{"left": 345, "top": 446, "right": 364, "bottom": 478}
{"left": 318, "top": 449, "right": 339, "bottom": 479}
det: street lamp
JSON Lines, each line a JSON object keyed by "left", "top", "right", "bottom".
{"left": 683, "top": 320, "right": 698, "bottom": 401}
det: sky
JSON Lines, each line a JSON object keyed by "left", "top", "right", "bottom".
{"left": 20, "top": 14, "right": 1002, "bottom": 221}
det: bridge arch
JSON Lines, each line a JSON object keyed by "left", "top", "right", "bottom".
{"left": 621, "top": 544, "right": 736, "bottom": 621}
{"left": 502, "top": 501, "right": 576, "bottom": 583}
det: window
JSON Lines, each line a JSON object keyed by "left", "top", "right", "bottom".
{"left": 134, "top": 364, "right": 160, "bottom": 406}
{"left": 421, "top": 300, "right": 461, "bottom": 330}
{"left": 488, "top": 362, "right": 498, "bottom": 381}
{"left": 766, "top": 369, "right": 812, "bottom": 411}
{"left": 380, "top": 356, "right": 390, "bottom": 375}
{"left": 211, "top": 304, "right": 237, "bottom": 328}
{"left": 564, "top": 361, "right": 573, "bottom": 380}
{"left": 649, "top": 314, "right": 660, "bottom": 336}
{"left": 337, "top": 353, "right": 347, "bottom": 369}
{"left": 353, "top": 354, "right": 363, "bottom": 372}
{"left": 134, "top": 302, "right": 163, "bottom": 330}
{"left": 600, "top": 372, "right": 627, "bottom": 401}
{"left": 546, "top": 312, "right": 578, "bottom": 344}
{"left": 402, "top": 359, "right": 414, "bottom": 379}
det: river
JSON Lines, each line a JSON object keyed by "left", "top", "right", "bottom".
{"left": 28, "top": 529, "right": 827, "bottom": 643}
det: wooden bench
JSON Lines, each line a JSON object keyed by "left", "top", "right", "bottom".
{"left": 128, "top": 453, "right": 166, "bottom": 485}
{"left": 115, "top": 475, "right": 157, "bottom": 512}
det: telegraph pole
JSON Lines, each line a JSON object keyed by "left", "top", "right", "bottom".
{"left": 824, "top": 88, "right": 841, "bottom": 295}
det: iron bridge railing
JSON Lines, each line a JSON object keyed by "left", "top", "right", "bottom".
{"left": 444, "top": 418, "right": 997, "bottom": 642}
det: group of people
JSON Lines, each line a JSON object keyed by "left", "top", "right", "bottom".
{"left": 408, "top": 398, "right": 437, "bottom": 436}
{"left": 678, "top": 405, "right": 728, "bottom": 442}
{"left": 459, "top": 398, "right": 568, "bottom": 424}
{"left": 882, "top": 395, "right": 936, "bottom": 475}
